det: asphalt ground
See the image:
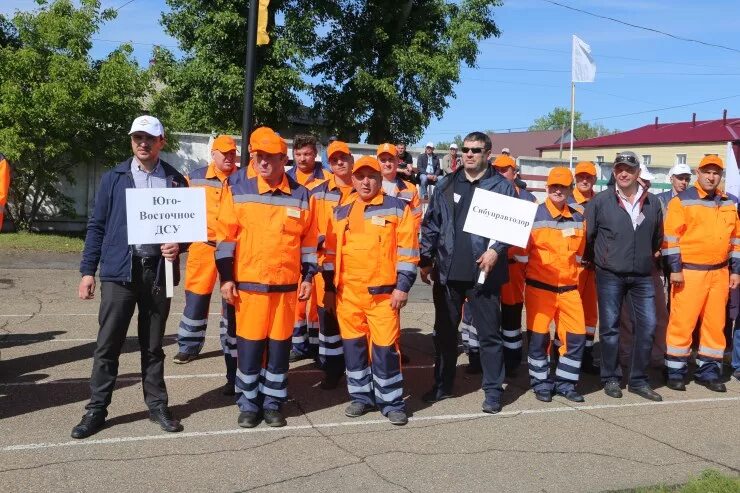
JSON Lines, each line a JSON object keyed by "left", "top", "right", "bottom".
{"left": 0, "top": 254, "right": 738, "bottom": 492}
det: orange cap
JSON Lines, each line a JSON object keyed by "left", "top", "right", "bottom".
{"left": 574, "top": 161, "right": 597, "bottom": 176}
{"left": 546, "top": 167, "right": 573, "bottom": 187}
{"left": 352, "top": 156, "right": 381, "bottom": 174}
{"left": 492, "top": 155, "right": 516, "bottom": 168}
{"left": 327, "top": 140, "right": 350, "bottom": 159}
{"left": 376, "top": 142, "right": 398, "bottom": 158}
{"left": 212, "top": 135, "right": 237, "bottom": 153}
{"left": 698, "top": 154, "right": 724, "bottom": 169}
{"left": 250, "top": 127, "right": 287, "bottom": 154}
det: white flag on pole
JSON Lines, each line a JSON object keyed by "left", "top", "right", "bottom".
{"left": 572, "top": 35, "right": 596, "bottom": 83}
{"left": 725, "top": 142, "right": 740, "bottom": 198}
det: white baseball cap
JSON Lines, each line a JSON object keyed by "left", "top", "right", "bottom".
{"left": 449, "top": 143, "right": 458, "bottom": 149}
{"left": 425, "top": 142, "right": 435, "bottom": 148}
{"left": 668, "top": 163, "right": 692, "bottom": 177}
{"left": 129, "top": 115, "right": 164, "bottom": 137}
{"left": 501, "top": 147, "right": 510, "bottom": 153}
{"left": 639, "top": 163, "right": 655, "bottom": 181}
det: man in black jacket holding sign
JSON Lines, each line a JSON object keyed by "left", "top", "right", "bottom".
{"left": 419, "top": 131, "right": 516, "bottom": 414}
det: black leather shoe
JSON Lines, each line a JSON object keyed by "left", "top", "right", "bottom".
{"left": 222, "top": 382, "right": 236, "bottom": 396}
{"left": 603, "top": 380, "right": 623, "bottom": 398}
{"left": 387, "top": 410, "right": 408, "bottom": 426}
{"left": 534, "top": 391, "right": 552, "bottom": 403}
{"left": 172, "top": 352, "right": 197, "bottom": 364}
{"left": 481, "top": 400, "right": 502, "bottom": 414}
{"left": 345, "top": 401, "right": 375, "bottom": 418}
{"left": 628, "top": 386, "right": 662, "bottom": 401}
{"left": 288, "top": 350, "right": 310, "bottom": 363}
{"left": 149, "top": 407, "right": 183, "bottom": 432}
{"left": 238, "top": 411, "right": 260, "bottom": 428}
{"left": 319, "top": 372, "right": 343, "bottom": 390}
{"left": 556, "top": 389, "right": 585, "bottom": 403}
{"left": 263, "top": 409, "right": 287, "bottom": 427}
{"left": 694, "top": 379, "right": 727, "bottom": 393}
{"left": 666, "top": 379, "right": 686, "bottom": 391}
{"left": 71, "top": 411, "right": 105, "bottom": 439}
{"left": 421, "top": 389, "right": 453, "bottom": 403}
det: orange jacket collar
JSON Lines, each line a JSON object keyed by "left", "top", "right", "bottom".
{"left": 693, "top": 180, "right": 726, "bottom": 199}
{"left": 545, "top": 197, "right": 572, "bottom": 219}
{"left": 206, "top": 162, "right": 232, "bottom": 182}
{"left": 257, "top": 172, "right": 291, "bottom": 194}
{"left": 573, "top": 188, "right": 594, "bottom": 204}
{"left": 356, "top": 191, "right": 385, "bottom": 207}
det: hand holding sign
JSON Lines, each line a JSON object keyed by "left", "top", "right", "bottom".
{"left": 463, "top": 188, "right": 538, "bottom": 283}
{"left": 126, "top": 188, "right": 208, "bottom": 297}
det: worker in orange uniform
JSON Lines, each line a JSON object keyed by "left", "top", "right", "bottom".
{"left": 300, "top": 140, "right": 357, "bottom": 388}
{"left": 524, "top": 167, "right": 587, "bottom": 403}
{"left": 172, "top": 136, "right": 239, "bottom": 392}
{"left": 0, "top": 153, "right": 9, "bottom": 232}
{"left": 216, "top": 128, "right": 319, "bottom": 428}
{"left": 376, "top": 143, "right": 422, "bottom": 230}
{"left": 662, "top": 154, "right": 740, "bottom": 393}
{"left": 323, "top": 156, "right": 419, "bottom": 426}
{"left": 286, "top": 134, "right": 332, "bottom": 363}
{"left": 567, "top": 161, "right": 600, "bottom": 374}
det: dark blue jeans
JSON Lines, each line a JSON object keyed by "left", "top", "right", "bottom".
{"left": 595, "top": 268, "right": 656, "bottom": 388}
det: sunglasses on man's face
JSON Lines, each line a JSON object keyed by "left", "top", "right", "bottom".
{"left": 614, "top": 153, "right": 638, "bottom": 165}
{"left": 461, "top": 147, "right": 484, "bottom": 154}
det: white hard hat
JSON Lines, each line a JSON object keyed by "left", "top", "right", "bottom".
{"left": 129, "top": 115, "right": 164, "bottom": 137}
{"left": 449, "top": 143, "right": 458, "bottom": 149}
{"left": 425, "top": 142, "right": 435, "bottom": 148}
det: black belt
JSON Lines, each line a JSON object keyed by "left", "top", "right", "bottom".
{"left": 133, "top": 255, "right": 161, "bottom": 269}
{"left": 205, "top": 240, "right": 217, "bottom": 247}
{"left": 682, "top": 260, "right": 728, "bottom": 271}
{"left": 525, "top": 278, "right": 577, "bottom": 293}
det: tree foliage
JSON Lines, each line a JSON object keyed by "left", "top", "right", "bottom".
{"left": 0, "top": 0, "right": 150, "bottom": 230}
{"left": 154, "top": 0, "right": 502, "bottom": 144}
{"left": 529, "top": 106, "right": 617, "bottom": 141}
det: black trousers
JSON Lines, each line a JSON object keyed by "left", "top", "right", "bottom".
{"left": 86, "top": 259, "right": 171, "bottom": 414}
{"left": 432, "top": 280, "right": 505, "bottom": 402}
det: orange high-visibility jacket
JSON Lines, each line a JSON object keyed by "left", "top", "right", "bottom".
{"left": 323, "top": 192, "right": 419, "bottom": 293}
{"left": 508, "top": 186, "right": 538, "bottom": 263}
{"left": 287, "top": 165, "right": 333, "bottom": 190}
{"left": 525, "top": 199, "right": 586, "bottom": 288}
{"left": 186, "top": 162, "right": 232, "bottom": 242}
{"left": 215, "top": 170, "right": 319, "bottom": 291}
{"left": 662, "top": 182, "right": 740, "bottom": 273}
{"left": 310, "top": 175, "right": 357, "bottom": 256}
{"left": 383, "top": 176, "right": 422, "bottom": 230}
{"left": 0, "top": 155, "right": 9, "bottom": 214}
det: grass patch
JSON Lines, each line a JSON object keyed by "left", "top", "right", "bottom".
{"left": 626, "top": 470, "right": 740, "bottom": 493}
{"left": 0, "top": 231, "right": 85, "bottom": 253}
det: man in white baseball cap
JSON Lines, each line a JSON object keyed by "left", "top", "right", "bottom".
{"left": 441, "top": 143, "right": 460, "bottom": 175}
{"left": 501, "top": 147, "right": 511, "bottom": 156}
{"left": 656, "top": 163, "right": 692, "bottom": 212}
{"left": 418, "top": 141, "right": 441, "bottom": 199}
{"left": 129, "top": 115, "right": 165, "bottom": 137}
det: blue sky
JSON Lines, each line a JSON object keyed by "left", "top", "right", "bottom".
{"left": 3, "top": 0, "right": 740, "bottom": 147}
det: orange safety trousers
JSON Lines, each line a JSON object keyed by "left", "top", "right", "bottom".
{"left": 578, "top": 267, "right": 598, "bottom": 348}
{"left": 525, "top": 286, "right": 586, "bottom": 393}
{"left": 665, "top": 268, "right": 728, "bottom": 381}
{"left": 233, "top": 290, "right": 297, "bottom": 413}
{"left": 292, "top": 283, "right": 320, "bottom": 355}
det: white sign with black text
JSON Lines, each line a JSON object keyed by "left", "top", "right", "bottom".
{"left": 462, "top": 187, "right": 538, "bottom": 249}
{"left": 126, "top": 188, "right": 208, "bottom": 297}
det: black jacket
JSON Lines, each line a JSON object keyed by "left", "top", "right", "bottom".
{"left": 417, "top": 153, "right": 442, "bottom": 177}
{"left": 584, "top": 185, "right": 663, "bottom": 276}
{"left": 420, "top": 167, "right": 515, "bottom": 287}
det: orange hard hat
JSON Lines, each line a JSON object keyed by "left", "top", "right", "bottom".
{"left": 547, "top": 167, "right": 574, "bottom": 187}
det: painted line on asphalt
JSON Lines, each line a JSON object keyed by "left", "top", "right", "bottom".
{"left": 0, "top": 365, "right": 436, "bottom": 387}
{"left": 3, "top": 396, "right": 738, "bottom": 452}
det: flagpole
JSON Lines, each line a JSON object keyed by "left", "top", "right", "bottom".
{"left": 569, "top": 81, "right": 575, "bottom": 169}
{"left": 240, "top": 0, "right": 258, "bottom": 162}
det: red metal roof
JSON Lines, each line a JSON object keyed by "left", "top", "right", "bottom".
{"left": 488, "top": 129, "right": 565, "bottom": 157}
{"left": 538, "top": 118, "right": 740, "bottom": 151}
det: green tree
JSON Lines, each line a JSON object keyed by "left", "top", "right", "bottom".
{"left": 154, "top": 0, "right": 502, "bottom": 144}
{"left": 0, "top": 0, "right": 150, "bottom": 230}
{"left": 529, "top": 107, "right": 617, "bottom": 140}
{"left": 151, "top": 0, "right": 315, "bottom": 134}
{"left": 436, "top": 134, "right": 463, "bottom": 149}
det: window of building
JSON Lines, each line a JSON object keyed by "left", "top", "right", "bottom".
{"left": 676, "top": 154, "right": 687, "bottom": 165}
{"left": 642, "top": 155, "right": 651, "bottom": 165}
{"left": 596, "top": 155, "right": 604, "bottom": 163}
